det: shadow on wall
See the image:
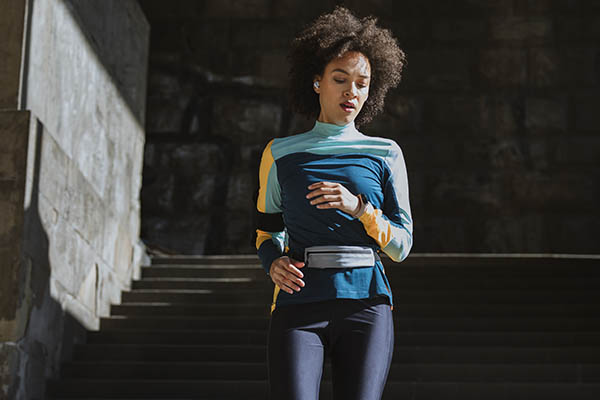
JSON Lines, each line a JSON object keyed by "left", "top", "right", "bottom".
{"left": 64, "top": 0, "right": 148, "bottom": 127}
{"left": 4, "top": 117, "right": 88, "bottom": 399}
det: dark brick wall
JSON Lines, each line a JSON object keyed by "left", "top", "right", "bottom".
{"left": 138, "top": 0, "right": 600, "bottom": 255}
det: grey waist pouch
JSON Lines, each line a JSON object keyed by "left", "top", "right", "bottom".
{"left": 304, "top": 245, "right": 378, "bottom": 269}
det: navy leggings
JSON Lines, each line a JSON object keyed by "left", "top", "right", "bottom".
{"left": 267, "top": 296, "right": 394, "bottom": 400}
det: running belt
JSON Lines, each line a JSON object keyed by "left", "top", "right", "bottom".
{"left": 304, "top": 245, "right": 380, "bottom": 269}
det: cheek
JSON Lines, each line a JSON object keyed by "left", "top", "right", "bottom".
{"left": 359, "top": 93, "right": 369, "bottom": 106}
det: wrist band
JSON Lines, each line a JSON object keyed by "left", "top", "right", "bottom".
{"left": 353, "top": 193, "right": 368, "bottom": 218}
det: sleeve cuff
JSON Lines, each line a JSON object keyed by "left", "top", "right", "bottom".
{"left": 257, "top": 241, "right": 283, "bottom": 275}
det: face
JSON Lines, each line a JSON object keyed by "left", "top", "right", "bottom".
{"left": 313, "top": 51, "right": 371, "bottom": 126}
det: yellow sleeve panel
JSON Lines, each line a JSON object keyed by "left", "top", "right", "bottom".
{"left": 255, "top": 229, "right": 274, "bottom": 250}
{"left": 270, "top": 286, "right": 280, "bottom": 314}
{"left": 358, "top": 203, "right": 394, "bottom": 248}
{"left": 257, "top": 139, "right": 276, "bottom": 213}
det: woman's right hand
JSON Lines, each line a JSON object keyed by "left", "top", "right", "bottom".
{"left": 269, "top": 256, "right": 306, "bottom": 294}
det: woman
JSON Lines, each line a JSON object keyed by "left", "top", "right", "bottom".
{"left": 254, "top": 6, "right": 413, "bottom": 400}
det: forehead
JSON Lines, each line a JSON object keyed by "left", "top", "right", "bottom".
{"left": 325, "top": 51, "right": 371, "bottom": 77}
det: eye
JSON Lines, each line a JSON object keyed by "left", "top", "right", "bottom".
{"left": 334, "top": 79, "right": 345, "bottom": 84}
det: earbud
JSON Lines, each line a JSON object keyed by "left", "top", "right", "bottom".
{"left": 314, "top": 81, "right": 320, "bottom": 88}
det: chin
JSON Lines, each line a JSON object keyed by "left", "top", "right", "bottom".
{"left": 342, "top": 115, "right": 355, "bottom": 124}
{"left": 335, "top": 112, "right": 351, "bottom": 121}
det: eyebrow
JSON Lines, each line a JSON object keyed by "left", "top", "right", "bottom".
{"left": 331, "top": 68, "right": 370, "bottom": 79}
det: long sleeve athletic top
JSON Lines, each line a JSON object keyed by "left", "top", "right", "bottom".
{"left": 255, "top": 119, "right": 413, "bottom": 313}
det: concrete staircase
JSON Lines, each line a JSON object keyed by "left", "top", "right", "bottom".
{"left": 47, "top": 254, "right": 600, "bottom": 399}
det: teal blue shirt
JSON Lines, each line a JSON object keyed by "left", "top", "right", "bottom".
{"left": 255, "top": 120, "right": 413, "bottom": 310}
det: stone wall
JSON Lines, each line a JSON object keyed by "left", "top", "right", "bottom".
{"left": 139, "top": 0, "right": 600, "bottom": 255}
{"left": 0, "top": 0, "right": 149, "bottom": 398}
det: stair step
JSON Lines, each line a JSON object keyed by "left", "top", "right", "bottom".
{"left": 59, "top": 360, "right": 600, "bottom": 382}
{"left": 132, "top": 276, "right": 600, "bottom": 290}
{"left": 47, "top": 379, "right": 268, "bottom": 398}
{"left": 110, "top": 303, "right": 271, "bottom": 317}
{"left": 142, "top": 264, "right": 600, "bottom": 279}
{"left": 86, "top": 329, "right": 600, "bottom": 346}
{"left": 44, "top": 379, "right": 600, "bottom": 399}
{"left": 132, "top": 278, "right": 268, "bottom": 290}
{"left": 74, "top": 344, "right": 268, "bottom": 362}
{"left": 150, "top": 255, "right": 261, "bottom": 265}
{"left": 121, "top": 289, "right": 272, "bottom": 304}
{"left": 73, "top": 344, "right": 600, "bottom": 363}
{"left": 110, "top": 302, "right": 600, "bottom": 317}
{"left": 121, "top": 289, "right": 600, "bottom": 304}
{"left": 99, "top": 315, "right": 600, "bottom": 332}
{"left": 142, "top": 266, "right": 266, "bottom": 279}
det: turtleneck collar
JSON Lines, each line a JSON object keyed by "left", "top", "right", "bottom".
{"left": 311, "top": 119, "right": 359, "bottom": 137}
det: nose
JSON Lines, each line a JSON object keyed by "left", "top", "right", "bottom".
{"left": 344, "top": 82, "right": 359, "bottom": 97}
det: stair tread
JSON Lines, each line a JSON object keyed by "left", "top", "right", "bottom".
{"left": 101, "top": 315, "right": 598, "bottom": 320}
{"left": 145, "top": 265, "right": 262, "bottom": 269}
{"left": 99, "top": 315, "right": 600, "bottom": 331}
{"left": 126, "top": 288, "right": 600, "bottom": 292}
{"left": 47, "top": 377, "right": 600, "bottom": 383}
{"left": 114, "top": 301, "right": 600, "bottom": 306}
{"left": 90, "top": 328, "right": 600, "bottom": 332}
{"left": 63, "top": 360, "right": 600, "bottom": 366}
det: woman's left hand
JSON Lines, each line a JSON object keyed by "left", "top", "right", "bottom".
{"left": 306, "top": 181, "right": 362, "bottom": 217}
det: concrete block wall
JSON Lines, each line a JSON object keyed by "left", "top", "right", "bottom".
{"left": 0, "top": 0, "right": 149, "bottom": 398}
{"left": 139, "top": 0, "right": 600, "bottom": 255}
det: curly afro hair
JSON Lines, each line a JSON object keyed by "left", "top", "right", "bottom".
{"left": 287, "top": 6, "right": 407, "bottom": 128}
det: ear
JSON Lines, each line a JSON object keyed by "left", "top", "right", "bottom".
{"left": 313, "top": 75, "right": 321, "bottom": 93}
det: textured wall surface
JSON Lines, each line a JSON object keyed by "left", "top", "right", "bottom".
{"left": 0, "top": 1, "right": 149, "bottom": 399}
{"left": 139, "top": 0, "right": 600, "bottom": 255}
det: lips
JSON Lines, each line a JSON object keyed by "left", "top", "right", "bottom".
{"left": 340, "top": 102, "right": 355, "bottom": 112}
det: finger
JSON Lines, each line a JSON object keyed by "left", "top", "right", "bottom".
{"left": 272, "top": 266, "right": 304, "bottom": 286}
{"left": 307, "top": 181, "right": 327, "bottom": 189}
{"left": 317, "top": 201, "right": 343, "bottom": 209}
{"left": 284, "top": 278, "right": 304, "bottom": 291}
{"left": 271, "top": 264, "right": 291, "bottom": 280}
{"left": 270, "top": 274, "right": 291, "bottom": 294}
{"left": 278, "top": 258, "right": 301, "bottom": 274}
{"left": 307, "top": 181, "right": 338, "bottom": 190}
{"left": 271, "top": 271, "right": 298, "bottom": 292}
{"left": 276, "top": 281, "right": 295, "bottom": 294}
{"left": 309, "top": 194, "right": 341, "bottom": 205}
{"left": 285, "top": 263, "right": 305, "bottom": 278}
{"left": 305, "top": 189, "right": 322, "bottom": 199}
{"left": 282, "top": 270, "right": 305, "bottom": 287}
{"left": 289, "top": 259, "right": 306, "bottom": 269}
{"left": 306, "top": 187, "right": 338, "bottom": 199}
{"left": 281, "top": 272, "right": 304, "bottom": 287}
{"left": 277, "top": 275, "right": 302, "bottom": 292}
{"left": 308, "top": 188, "right": 341, "bottom": 198}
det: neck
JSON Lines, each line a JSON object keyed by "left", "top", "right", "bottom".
{"left": 311, "top": 119, "right": 358, "bottom": 137}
